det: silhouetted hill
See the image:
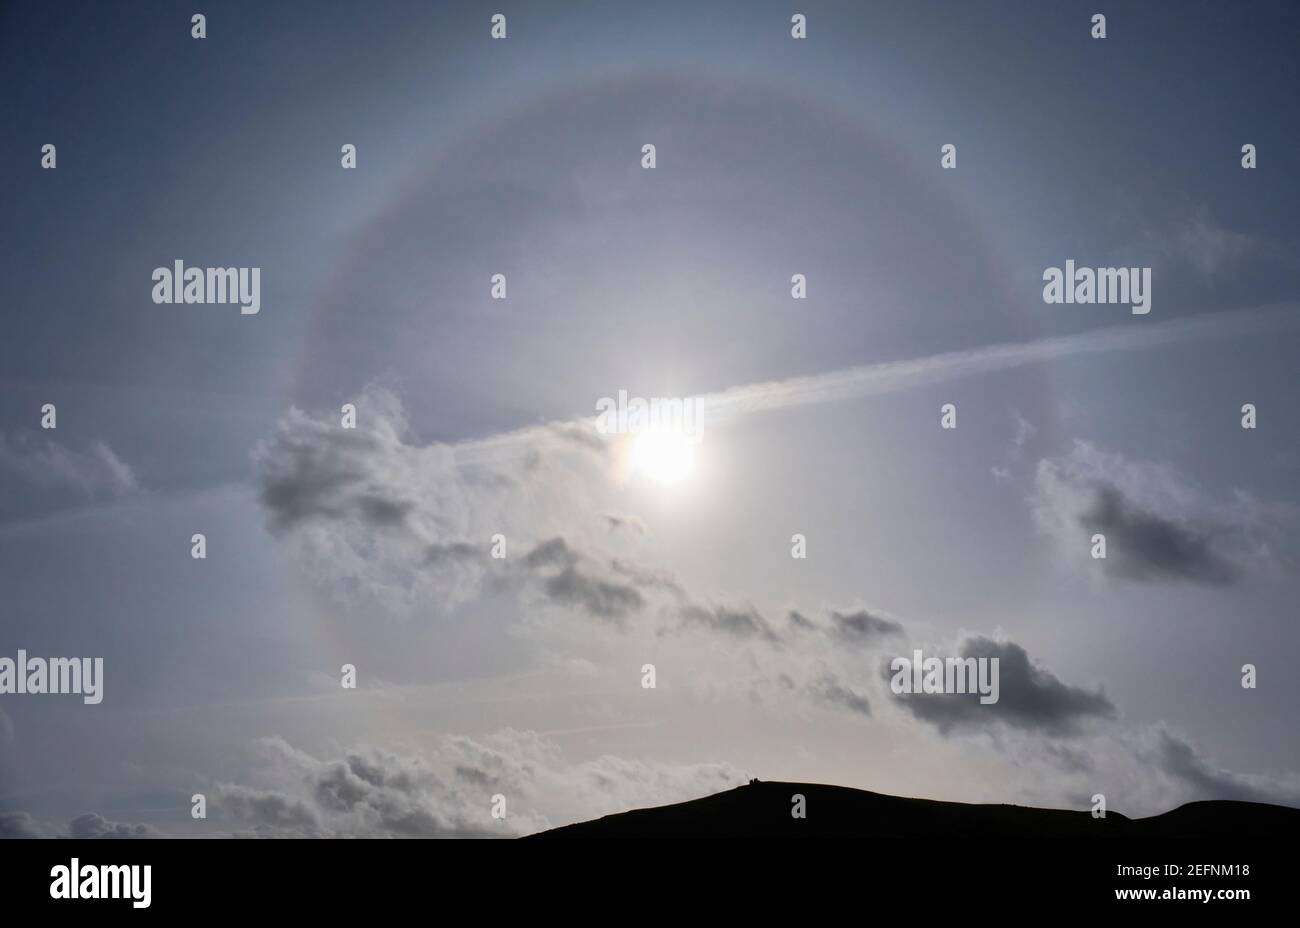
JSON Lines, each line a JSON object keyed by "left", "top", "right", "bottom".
{"left": 531, "top": 780, "right": 1300, "bottom": 839}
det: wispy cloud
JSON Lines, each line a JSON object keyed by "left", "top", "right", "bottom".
{"left": 0, "top": 432, "right": 137, "bottom": 520}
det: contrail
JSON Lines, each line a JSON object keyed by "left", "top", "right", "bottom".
{"left": 457, "top": 303, "right": 1297, "bottom": 458}
{"left": 697, "top": 303, "right": 1298, "bottom": 425}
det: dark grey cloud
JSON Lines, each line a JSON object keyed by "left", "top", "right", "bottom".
{"left": 1032, "top": 443, "right": 1276, "bottom": 587}
{"left": 422, "top": 541, "right": 482, "bottom": 566}
{"left": 1080, "top": 485, "right": 1245, "bottom": 586}
{"left": 886, "top": 637, "right": 1117, "bottom": 737}
{"left": 1155, "top": 729, "right": 1300, "bottom": 807}
{"left": 830, "top": 609, "right": 904, "bottom": 644}
{"left": 524, "top": 538, "right": 790, "bottom": 637}
{"left": 256, "top": 418, "right": 382, "bottom": 533}
{"left": 609, "top": 559, "right": 685, "bottom": 597}
{"left": 781, "top": 606, "right": 903, "bottom": 646}
{"left": 216, "top": 785, "right": 323, "bottom": 835}
{"left": 678, "top": 602, "right": 780, "bottom": 642}
{"left": 355, "top": 494, "right": 415, "bottom": 528}
{"left": 524, "top": 538, "right": 644, "bottom": 622}
{"left": 771, "top": 666, "right": 871, "bottom": 718}
{"left": 807, "top": 673, "right": 872, "bottom": 718}
{"left": 311, "top": 756, "right": 489, "bottom": 838}
{"left": 787, "top": 610, "right": 818, "bottom": 631}
{"left": 522, "top": 537, "right": 577, "bottom": 570}
{"left": 541, "top": 566, "right": 644, "bottom": 622}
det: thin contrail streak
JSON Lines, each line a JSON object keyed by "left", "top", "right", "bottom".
{"left": 697, "top": 303, "right": 1298, "bottom": 425}
{"left": 456, "top": 303, "right": 1297, "bottom": 458}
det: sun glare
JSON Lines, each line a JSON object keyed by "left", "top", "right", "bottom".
{"left": 630, "top": 426, "right": 697, "bottom": 485}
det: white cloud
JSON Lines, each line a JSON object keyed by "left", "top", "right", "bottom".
{"left": 214, "top": 729, "right": 744, "bottom": 837}
{"left": 253, "top": 385, "right": 633, "bottom": 619}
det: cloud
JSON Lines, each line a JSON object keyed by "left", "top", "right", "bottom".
{"left": 1042, "top": 742, "right": 1095, "bottom": 775}
{"left": 254, "top": 388, "right": 786, "bottom": 642}
{"left": 1031, "top": 441, "right": 1282, "bottom": 585}
{"left": 214, "top": 730, "right": 743, "bottom": 837}
{"left": 0, "top": 432, "right": 137, "bottom": 519}
{"left": 608, "top": 559, "right": 685, "bottom": 598}
{"left": 220, "top": 785, "right": 323, "bottom": 833}
{"left": 806, "top": 672, "right": 872, "bottom": 717}
{"left": 1011, "top": 410, "right": 1036, "bottom": 453}
{"left": 560, "top": 752, "right": 744, "bottom": 821}
{"left": 216, "top": 736, "right": 514, "bottom": 838}
{"left": 1151, "top": 728, "right": 1300, "bottom": 807}
{"left": 787, "top": 610, "right": 818, "bottom": 631}
{"left": 255, "top": 304, "right": 1300, "bottom": 612}
{"left": 603, "top": 512, "right": 647, "bottom": 536}
{"left": 65, "top": 813, "right": 160, "bottom": 839}
{"left": 942, "top": 723, "right": 1300, "bottom": 817}
{"left": 253, "top": 386, "right": 632, "bottom": 620}
{"left": 1170, "top": 211, "right": 1255, "bottom": 276}
{"left": 829, "top": 608, "right": 903, "bottom": 644}
{"left": 537, "top": 567, "right": 643, "bottom": 622}
{"left": 677, "top": 602, "right": 780, "bottom": 642}
{"left": 422, "top": 541, "right": 482, "bottom": 566}
{"left": 255, "top": 394, "right": 1281, "bottom": 752}
{"left": 885, "top": 636, "right": 1117, "bottom": 737}
{"left": 1079, "top": 485, "right": 1243, "bottom": 584}
{"left": 520, "top": 537, "right": 646, "bottom": 622}
{"left": 1136, "top": 209, "right": 1257, "bottom": 279}
{"left": 0, "top": 811, "right": 45, "bottom": 838}
{"left": 2, "top": 811, "right": 163, "bottom": 840}
{"left": 255, "top": 389, "right": 425, "bottom": 536}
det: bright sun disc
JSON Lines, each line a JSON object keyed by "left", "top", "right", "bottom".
{"left": 630, "top": 428, "right": 696, "bottom": 485}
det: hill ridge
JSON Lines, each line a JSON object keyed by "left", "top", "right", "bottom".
{"left": 530, "top": 780, "right": 1299, "bottom": 838}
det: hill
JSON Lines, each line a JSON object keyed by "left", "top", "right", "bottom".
{"left": 531, "top": 780, "right": 1299, "bottom": 839}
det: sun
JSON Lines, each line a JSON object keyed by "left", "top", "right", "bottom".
{"left": 629, "top": 426, "right": 697, "bottom": 485}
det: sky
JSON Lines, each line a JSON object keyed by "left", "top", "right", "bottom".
{"left": 1, "top": 0, "right": 1298, "bottom": 838}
